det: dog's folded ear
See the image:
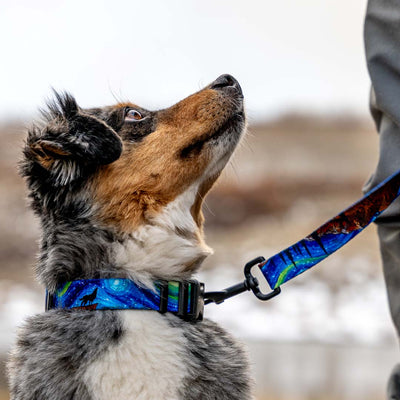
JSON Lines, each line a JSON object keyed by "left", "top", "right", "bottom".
{"left": 26, "top": 91, "right": 123, "bottom": 184}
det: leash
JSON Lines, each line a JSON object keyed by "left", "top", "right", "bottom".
{"left": 204, "top": 168, "right": 400, "bottom": 304}
{"left": 47, "top": 169, "right": 400, "bottom": 322}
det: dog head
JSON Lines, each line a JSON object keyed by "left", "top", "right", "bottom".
{"left": 22, "top": 75, "right": 246, "bottom": 286}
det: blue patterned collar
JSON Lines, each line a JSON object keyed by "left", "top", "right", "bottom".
{"left": 46, "top": 278, "right": 204, "bottom": 322}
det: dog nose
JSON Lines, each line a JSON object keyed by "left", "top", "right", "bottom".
{"left": 210, "top": 74, "right": 242, "bottom": 94}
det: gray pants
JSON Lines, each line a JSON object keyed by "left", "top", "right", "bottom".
{"left": 365, "top": 1, "right": 400, "bottom": 398}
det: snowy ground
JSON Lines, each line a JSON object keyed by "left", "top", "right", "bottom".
{"left": 0, "top": 281, "right": 42, "bottom": 353}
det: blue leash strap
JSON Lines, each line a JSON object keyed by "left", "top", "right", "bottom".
{"left": 259, "top": 169, "right": 400, "bottom": 290}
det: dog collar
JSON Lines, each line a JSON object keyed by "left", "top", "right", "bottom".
{"left": 46, "top": 278, "right": 205, "bottom": 322}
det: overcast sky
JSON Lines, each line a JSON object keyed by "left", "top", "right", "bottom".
{"left": 0, "top": 0, "right": 370, "bottom": 122}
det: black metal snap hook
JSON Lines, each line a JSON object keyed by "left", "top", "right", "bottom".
{"left": 203, "top": 256, "right": 281, "bottom": 305}
{"left": 244, "top": 256, "right": 281, "bottom": 301}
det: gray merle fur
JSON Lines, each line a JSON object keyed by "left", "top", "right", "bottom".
{"left": 8, "top": 310, "right": 122, "bottom": 400}
{"left": 167, "top": 316, "right": 253, "bottom": 399}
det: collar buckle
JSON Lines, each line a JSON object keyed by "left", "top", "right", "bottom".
{"left": 158, "top": 280, "right": 205, "bottom": 322}
{"left": 45, "top": 290, "right": 55, "bottom": 311}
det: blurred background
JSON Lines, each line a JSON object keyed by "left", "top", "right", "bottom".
{"left": 1, "top": 1, "right": 397, "bottom": 399}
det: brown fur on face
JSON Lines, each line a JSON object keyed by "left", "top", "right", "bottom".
{"left": 92, "top": 84, "right": 244, "bottom": 233}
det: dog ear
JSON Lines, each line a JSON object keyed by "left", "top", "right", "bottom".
{"left": 27, "top": 91, "right": 123, "bottom": 184}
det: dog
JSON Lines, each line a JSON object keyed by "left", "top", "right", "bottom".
{"left": 7, "top": 74, "right": 253, "bottom": 399}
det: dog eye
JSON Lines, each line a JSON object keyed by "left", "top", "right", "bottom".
{"left": 125, "top": 109, "right": 143, "bottom": 121}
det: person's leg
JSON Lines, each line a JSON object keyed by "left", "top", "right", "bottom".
{"left": 364, "top": 1, "right": 400, "bottom": 398}
{"left": 388, "top": 365, "right": 400, "bottom": 400}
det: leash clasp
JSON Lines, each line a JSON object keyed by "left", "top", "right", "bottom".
{"left": 203, "top": 256, "right": 281, "bottom": 305}
{"left": 244, "top": 256, "right": 281, "bottom": 300}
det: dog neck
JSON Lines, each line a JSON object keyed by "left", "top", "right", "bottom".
{"left": 110, "top": 184, "right": 213, "bottom": 287}
{"left": 38, "top": 183, "right": 212, "bottom": 292}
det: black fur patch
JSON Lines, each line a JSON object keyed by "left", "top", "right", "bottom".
{"left": 87, "top": 105, "right": 157, "bottom": 143}
{"left": 22, "top": 91, "right": 123, "bottom": 188}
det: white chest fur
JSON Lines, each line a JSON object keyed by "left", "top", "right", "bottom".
{"left": 83, "top": 311, "right": 190, "bottom": 400}
{"left": 112, "top": 183, "right": 212, "bottom": 282}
